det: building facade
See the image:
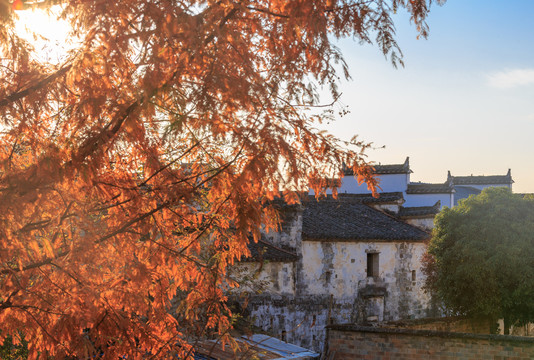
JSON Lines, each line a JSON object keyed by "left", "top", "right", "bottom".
{"left": 235, "top": 158, "right": 514, "bottom": 352}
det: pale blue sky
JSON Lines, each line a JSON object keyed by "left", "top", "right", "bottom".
{"left": 16, "top": 2, "right": 534, "bottom": 192}
{"left": 322, "top": 0, "right": 534, "bottom": 193}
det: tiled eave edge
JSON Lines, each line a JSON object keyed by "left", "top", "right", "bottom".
{"left": 327, "top": 324, "right": 534, "bottom": 344}
{"left": 301, "top": 237, "right": 429, "bottom": 243}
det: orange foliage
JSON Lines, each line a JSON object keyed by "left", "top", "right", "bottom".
{"left": 0, "top": 0, "right": 436, "bottom": 358}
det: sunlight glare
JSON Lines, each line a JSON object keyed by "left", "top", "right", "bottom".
{"left": 14, "top": 6, "right": 73, "bottom": 64}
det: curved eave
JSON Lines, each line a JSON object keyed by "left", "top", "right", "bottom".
{"left": 302, "top": 236, "right": 430, "bottom": 243}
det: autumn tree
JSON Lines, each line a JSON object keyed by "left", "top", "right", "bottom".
{"left": 0, "top": 0, "right": 439, "bottom": 358}
{"left": 425, "top": 188, "right": 534, "bottom": 335}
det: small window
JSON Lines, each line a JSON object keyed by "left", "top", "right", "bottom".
{"left": 412, "top": 270, "right": 417, "bottom": 282}
{"left": 367, "top": 253, "right": 379, "bottom": 278}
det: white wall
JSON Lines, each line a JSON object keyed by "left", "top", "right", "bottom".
{"left": 405, "top": 217, "right": 435, "bottom": 231}
{"left": 338, "top": 173, "right": 409, "bottom": 194}
{"left": 299, "top": 240, "right": 431, "bottom": 320}
{"left": 404, "top": 193, "right": 452, "bottom": 208}
{"left": 456, "top": 183, "right": 511, "bottom": 191}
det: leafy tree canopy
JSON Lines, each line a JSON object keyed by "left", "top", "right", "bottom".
{"left": 0, "top": 0, "right": 440, "bottom": 358}
{"left": 425, "top": 187, "right": 534, "bottom": 334}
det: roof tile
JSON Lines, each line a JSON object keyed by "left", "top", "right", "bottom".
{"left": 406, "top": 182, "right": 454, "bottom": 194}
{"left": 344, "top": 157, "right": 411, "bottom": 175}
{"left": 398, "top": 201, "right": 441, "bottom": 218}
{"left": 244, "top": 238, "right": 298, "bottom": 262}
{"left": 302, "top": 197, "right": 429, "bottom": 241}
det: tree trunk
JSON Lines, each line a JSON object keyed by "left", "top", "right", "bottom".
{"left": 504, "top": 317, "right": 511, "bottom": 335}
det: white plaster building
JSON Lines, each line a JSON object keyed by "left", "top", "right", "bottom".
{"left": 449, "top": 169, "right": 513, "bottom": 206}
{"left": 234, "top": 193, "right": 436, "bottom": 353}
{"left": 234, "top": 158, "right": 514, "bottom": 352}
{"left": 339, "top": 157, "right": 513, "bottom": 209}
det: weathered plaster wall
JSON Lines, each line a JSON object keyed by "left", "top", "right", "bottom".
{"left": 387, "top": 241, "right": 433, "bottom": 321}
{"left": 231, "top": 262, "right": 296, "bottom": 296}
{"left": 244, "top": 240, "right": 433, "bottom": 353}
{"left": 405, "top": 217, "right": 435, "bottom": 231}
{"left": 369, "top": 203, "right": 401, "bottom": 214}
{"left": 263, "top": 205, "right": 303, "bottom": 251}
{"left": 299, "top": 240, "right": 431, "bottom": 320}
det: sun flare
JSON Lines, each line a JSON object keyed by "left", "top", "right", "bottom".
{"left": 13, "top": 5, "right": 72, "bottom": 64}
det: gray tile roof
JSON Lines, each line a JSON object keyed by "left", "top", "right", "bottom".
{"left": 344, "top": 157, "right": 411, "bottom": 175}
{"left": 327, "top": 192, "right": 404, "bottom": 204}
{"left": 448, "top": 169, "right": 513, "bottom": 186}
{"left": 244, "top": 238, "right": 298, "bottom": 262}
{"left": 406, "top": 182, "right": 454, "bottom": 194}
{"left": 302, "top": 197, "right": 429, "bottom": 241}
{"left": 398, "top": 201, "right": 441, "bottom": 218}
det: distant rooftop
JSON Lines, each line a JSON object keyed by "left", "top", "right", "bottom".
{"left": 344, "top": 157, "right": 411, "bottom": 176}
{"left": 314, "top": 192, "right": 404, "bottom": 204}
{"left": 448, "top": 169, "right": 513, "bottom": 186}
{"left": 406, "top": 182, "right": 454, "bottom": 194}
{"left": 398, "top": 201, "right": 441, "bottom": 218}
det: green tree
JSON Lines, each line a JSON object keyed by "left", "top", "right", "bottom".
{"left": 0, "top": 334, "right": 28, "bottom": 360}
{"left": 425, "top": 187, "right": 534, "bottom": 334}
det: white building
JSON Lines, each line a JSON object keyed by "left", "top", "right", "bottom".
{"left": 234, "top": 158, "right": 514, "bottom": 352}
{"left": 234, "top": 193, "right": 436, "bottom": 353}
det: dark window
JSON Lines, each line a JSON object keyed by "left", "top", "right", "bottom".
{"left": 412, "top": 270, "right": 417, "bottom": 282}
{"left": 367, "top": 253, "right": 379, "bottom": 278}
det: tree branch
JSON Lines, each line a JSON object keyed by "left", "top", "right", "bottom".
{"left": 0, "top": 65, "right": 72, "bottom": 108}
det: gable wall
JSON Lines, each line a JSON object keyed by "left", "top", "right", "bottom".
{"left": 456, "top": 183, "right": 512, "bottom": 191}
{"left": 405, "top": 193, "right": 452, "bottom": 208}
{"left": 263, "top": 206, "right": 303, "bottom": 250}
{"left": 338, "top": 173, "right": 409, "bottom": 194}
{"left": 405, "top": 217, "right": 435, "bottom": 231}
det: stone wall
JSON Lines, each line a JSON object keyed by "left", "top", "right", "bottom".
{"left": 387, "top": 316, "right": 491, "bottom": 334}
{"left": 246, "top": 294, "right": 350, "bottom": 353}
{"left": 326, "top": 325, "right": 534, "bottom": 360}
{"left": 231, "top": 262, "right": 296, "bottom": 296}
